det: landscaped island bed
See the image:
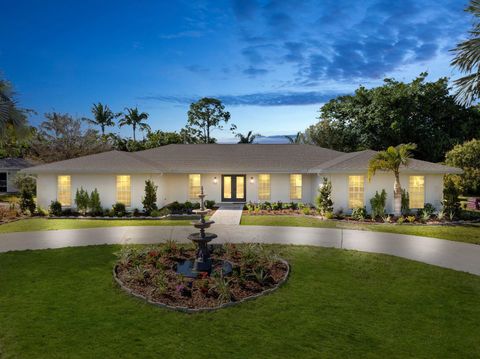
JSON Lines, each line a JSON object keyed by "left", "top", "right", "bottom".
{"left": 1, "top": 245, "right": 479, "bottom": 358}
{"left": 114, "top": 243, "right": 288, "bottom": 311}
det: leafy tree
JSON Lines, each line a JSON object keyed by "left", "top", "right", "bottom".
{"left": 119, "top": 107, "right": 150, "bottom": 142}
{"left": 307, "top": 74, "right": 480, "bottom": 162}
{"left": 315, "top": 177, "right": 333, "bottom": 215}
{"left": 443, "top": 176, "right": 462, "bottom": 220}
{"left": 236, "top": 131, "right": 261, "bottom": 144}
{"left": 86, "top": 103, "right": 119, "bottom": 136}
{"left": 186, "top": 97, "right": 234, "bottom": 143}
{"left": 13, "top": 173, "right": 36, "bottom": 195}
{"left": 451, "top": 0, "right": 480, "bottom": 105}
{"left": 143, "top": 130, "right": 187, "bottom": 148}
{"left": 445, "top": 139, "right": 480, "bottom": 195}
{"left": 75, "top": 187, "right": 90, "bottom": 215}
{"left": 31, "top": 113, "right": 110, "bottom": 162}
{"left": 89, "top": 189, "right": 102, "bottom": 215}
{"left": 0, "top": 79, "right": 31, "bottom": 140}
{"left": 285, "top": 132, "right": 306, "bottom": 144}
{"left": 368, "top": 143, "right": 417, "bottom": 216}
{"left": 142, "top": 179, "right": 158, "bottom": 215}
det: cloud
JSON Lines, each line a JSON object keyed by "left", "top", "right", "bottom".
{"left": 243, "top": 66, "right": 269, "bottom": 77}
{"left": 139, "top": 90, "right": 344, "bottom": 106}
{"left": 158, "top": 30, "right": 203, "bottom": 39}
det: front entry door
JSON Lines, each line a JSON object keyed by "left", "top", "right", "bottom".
{"left": 222, "top": 175, "right": 246, "bottom": 202}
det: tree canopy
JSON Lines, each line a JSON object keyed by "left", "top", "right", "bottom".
{"left": 445, "top": 139, "right": 480, "bottom": 195}
{"left": 186, "top": 97, "right": 234, "bottom": 143}
{"left": 305, "top": 74, "right": 480, "bottom": 162}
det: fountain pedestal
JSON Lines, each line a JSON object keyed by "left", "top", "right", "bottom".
{"left": 176, "top": 187, "right": 232, "bottom": 278}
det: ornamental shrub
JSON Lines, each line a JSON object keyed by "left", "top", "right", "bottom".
{"left": 401, "top": 189, "right": 410, "bottom": 215}
{"left": 19, "top": 189, "right": 36, "bottom": 215}
{"left": 315, "top": 177, "right": 334, "bottom": 215}
{"left": 142, "top": 180, "right": 158, "bottom": 215}
{"left": 370, "top": 189, "right": 387, "bottom": 218}
{"left": 75, "top": 187, "right": 89, "bottom": 215}
{"left": 89, "top": 188, "right": 102, "bottom": 215}
{"left": 49, "top": 200, "right": 62, "bottom": 216}
{"left": 442, "top": 176, "right": 461, "bottom": 220}
{"left": 351, "top": 206, "right": 367, "bottom": 220}
{"left": 112, "top": 202, "right": 127, "bottom": 217}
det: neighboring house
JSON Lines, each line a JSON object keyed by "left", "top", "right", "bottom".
{"left": 24, "top": 144, "right": 462, "bottom": 213}
{"left": 0, "top": 158, "right": 33, "bottom": 193}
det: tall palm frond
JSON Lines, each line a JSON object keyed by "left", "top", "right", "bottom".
{"left": 119, "top": 107, "right": 150, "bottom": 142}
{"left": 87, "top": 103, "right": 118, "bottom": 135}
{"left": 236, "top": 130, "right": 261, "bottom": 143}
{"left": 451, "top": 0, "right": 480, "bottom": 105}
{"left": 285, "top": 132, "right": 305, "bottom": 144}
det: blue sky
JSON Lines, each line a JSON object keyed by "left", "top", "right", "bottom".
{"left": 0, "top": 0, "right": 471, "bottom": 141}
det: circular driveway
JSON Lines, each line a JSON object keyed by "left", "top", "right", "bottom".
{"left": 1, "top": 224, "right": 479, "bottom": 276}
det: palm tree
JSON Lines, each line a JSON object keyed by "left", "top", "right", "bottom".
{"left": 118, "top": 107, "right": 150, "bottom": 142}
{"left": 236, "top": 131, "right": 261, "bottom": 144}
{"left": 0, "top": 80, "right": 26, "bottom": 138}
{"left": 285, "top": 132, "right": 305, "bottom": 144}
{"left": 451, "top": 0, "right": 480, "bottom": 105}
{"left": 368, "top": 143, "right": 417, "bottom": 216}
{"left": 87, "top": 103, "right": 118, "bottom": 136}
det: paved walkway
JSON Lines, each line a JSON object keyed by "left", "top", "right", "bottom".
{"left": 210, "top": 204, "right": 244, "bottom": 225}
{"left": 1, "top": 225, "right": 480, "bottom": 276}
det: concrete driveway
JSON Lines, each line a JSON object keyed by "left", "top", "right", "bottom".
{"left": 1, "top": 225, "right": 479, "bottom": 276}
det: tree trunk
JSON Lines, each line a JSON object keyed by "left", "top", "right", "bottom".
{"left": 393, "top": 172, "right": 402, "bottom": 216}
{"left": 133, "top": 124, "right": 136, "bottom": 142}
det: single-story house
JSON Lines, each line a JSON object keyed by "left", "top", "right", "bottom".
{"left": 0, "top": 158, "right": 33, "bottom": 193}
{"left": 24, "top": 144, "right": 462, "bottom": 213}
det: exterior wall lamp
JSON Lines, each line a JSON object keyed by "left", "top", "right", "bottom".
{"left": 250, "top": 176, "right": 254, "bottom": 184}
{"left": 213, "top": 176, "right": 218, "bottom": 184}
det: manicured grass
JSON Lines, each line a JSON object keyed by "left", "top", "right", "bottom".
{"left": 241, "top": 215, "right": 480, "bottom": 245}
{"left": 0, "top": 245, "right": 479, "bottom": 358}
{"left": 0, "top": 217, "right": 192, "bottom": 234}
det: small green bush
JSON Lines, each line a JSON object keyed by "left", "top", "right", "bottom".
{"left": 324, "top": 211, "right": 334, "bottom": 219}
{"left": 443, "top": 177, "right": 461, "bottom": 220}
{"left": 370, "top": 189, "right": 387, "bottom": 218}
{"left": 315, "top": 177, "right": 334, "bottom": 215}
{"left": 205, "top": 200, "right": 215, "bottom": 209}
{"left": 142, "top": 180, "right": 158, "bottom": 215}
{"left": 19, "top": 189, "right": 36, "bottom": 215}
{"left": 396, "top": 216, "right": 405, "bottom": 224}
{"left": 401, "top": 189, "right": 410, "bottom": 215}
{"left": 351, "top": 206, "right": 367, "bottom": 221}
{"left": 302, "top": 207, "right": 311, "bottom": 215}
{"left": 418, "top": 203, "right": 435, "bottom": 219}
{"left": 89, "top": 189, "right": 102, "bottom": 216}
{"left": 150, "top": 209, "right": 162, "bottom": 217}
{"left": 112, "top": 202, "right": 127, "bottom": 217}
{"left": 75, "top": 187, "right": 89, "bottom": 215}
{"left": 49, "top": 200, "right": 62, "bottom": 216}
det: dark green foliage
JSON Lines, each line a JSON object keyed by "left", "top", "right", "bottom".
{"left": 141, "top": 180, "right": 158, "bottom": 215}
{"left": 75, "top": 187, "right": 89, "bottom": 215}
{"left": 351, "top": 206, "right": 367, "bottom": 220}
{"left": 315, "top": 177, "right": 334, "bottom": 215}
{"left": 205, "top": 200, "right": 215, "bottom": 209}
{"left": 401, "top": 189, "right": 410, "bottom": 215}
{"left": 305, "top": 73, "right": 480, "bottom": 162}
{"left": 445, "top": 139, "right": 480, "bottom": 195}
{"left": 443, "top": 177, "right": 462, "bottom": 220}
{"left": 89, "top": 189, "right": 102, "bottom": 216}
{"left": 112, "top": 202, "right": 127, "bottom": 217}
{"left": 49, "top": 200, "right": 62, "bottom": 216}
{"left": 418, "top": 203, "right": 436, "bottom": 218}
{"left": 19, "top": 189, "right": 35, "bottom": 214}
{"left": 13, "top": 174, "right": 36, "bottom": 196}
{"left": 370, "top": 189, "right": 387, "bottom": 218}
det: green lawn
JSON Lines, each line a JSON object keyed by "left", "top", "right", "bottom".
{"left": 0, "top": 245, "right": 479, "bottom": 358}
{"left": 0, "top": 217, "right": 192, "bottom": 234}
{"left": 241, "top": 215, "right": 480, "bottom": 245}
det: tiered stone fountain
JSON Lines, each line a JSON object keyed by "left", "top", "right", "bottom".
{"left": 176, "top": 186, "right": 231, "bottom": 277}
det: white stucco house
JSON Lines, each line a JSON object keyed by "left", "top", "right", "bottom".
{"left": 24, "top": 144, "right": 462, "bottom": 213}
{"left": 0, "top": 158, "right": 33, "bottom": 193}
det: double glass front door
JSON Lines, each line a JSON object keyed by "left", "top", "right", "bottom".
{"left": 222, "top": 175, "right": 246, "bottom": 202}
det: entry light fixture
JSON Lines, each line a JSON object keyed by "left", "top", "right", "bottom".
{"left": 250, "top": 176, "right": 254, "bottom": 184}
{"left": 213, "top": 176, "right": 218, "bottom": 184}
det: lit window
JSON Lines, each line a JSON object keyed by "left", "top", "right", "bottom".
{"left": 116, "top": 175, "right": 131, "bottom": 206}
{"left": 348, "top": 175, "right": 364, "bottom": 208}
{"left": 189, "top": 174, "right": 201, "bottom": 199}
{"left": 57, "top": 175, "right": 71, "bottom": 206}
{"left": 290, "top": 174, "right": 302, "bottom": 200}
{"left": 258, "top": 174, "right": 271, "bottom": 200}
{"left": 409, "top": 176, "right": 424, "bottom": 209}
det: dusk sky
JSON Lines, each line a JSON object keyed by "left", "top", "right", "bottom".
{"left": 0, "top": 0, "right": 472, "bottom": 141}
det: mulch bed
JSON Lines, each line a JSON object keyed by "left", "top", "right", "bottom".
{"left": 114, "top": 243, "right": 289, "bottom": 312}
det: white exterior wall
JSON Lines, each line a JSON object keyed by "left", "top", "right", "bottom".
{"left": 312, "top": 172, "right": 444, "bottom": 214}
{"left": 36, "top": 172, "right": 444, "bottom": 213}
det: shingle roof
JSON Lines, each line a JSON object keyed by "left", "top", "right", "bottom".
{"left": 308, "top": 150, "right": 463, "bottom": 174}
{"left": 24, "top": 144, "right": 462, "bottom": 174}
{"left": 0, "top": 158, "right": 34, "bottom": 170}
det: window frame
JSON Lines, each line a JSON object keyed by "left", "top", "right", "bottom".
{"left": 189, "top": 174, "right": 202, "bottom": 200}
{"left": 290, "top": 174, "right": 302, "bottom": 200}
{"left": 57, "top": 175, "right": 72, "bottom": 207}
{"left": 116, "top": 175, "right": 132, "bottom": 207}
{"left": 348, "top": 175, "right": 365, "bottom": 209}
{"left": 258, "top": 174, "right": 271, "bottom": 201}
{"left": 408, "top": 175, "right": 425, "bottom": 209}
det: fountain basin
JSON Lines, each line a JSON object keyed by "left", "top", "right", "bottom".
{"left": 187, "top": 232, "right": 217, "bottom": 242}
